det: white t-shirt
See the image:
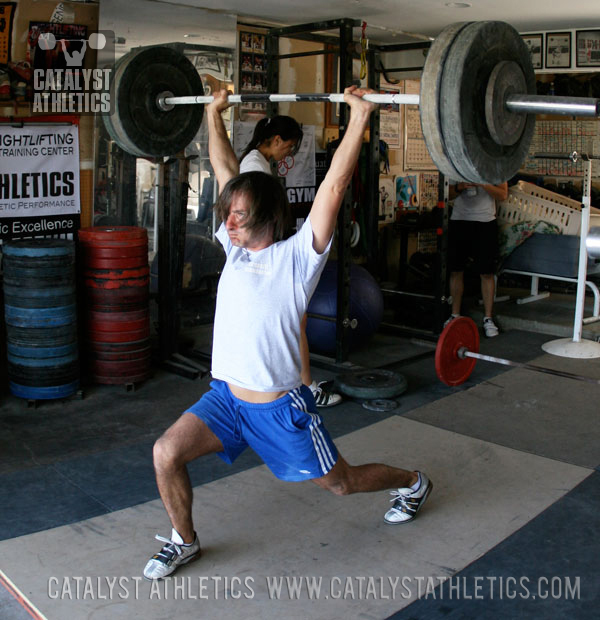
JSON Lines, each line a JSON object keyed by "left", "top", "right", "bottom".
{"left": 450, "top": 185, "right": 496, "bottom": 222}
{"left": 239, "top": 149, "right": 272, "bottom": 175}
{"left": 211, "top": 217, "right": 331, "bottom": 392}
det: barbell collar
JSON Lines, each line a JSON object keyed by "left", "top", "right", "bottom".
{"left": 461, "top": 348, "right": 600, "bottom": 385}
{"left": 535, "top": 151, "right": 600, "bottom": 164}
{"left": 505, "top": 94, "right": 600, "bottom": 117}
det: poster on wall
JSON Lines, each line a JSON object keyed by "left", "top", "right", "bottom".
{"left": 395, "top": 174, "right": 419, "bottom": 214}
{"left": 0, "top": 2, "right": 16, "bottom": 65}
{"left": 379, "top": 177, "right": 395, "bottom": 223}
{"left": 379, "top": 80, "right": 402, "bottom": 147}
{"left": 0, "top": 124, "right": 81, "bottom": 239}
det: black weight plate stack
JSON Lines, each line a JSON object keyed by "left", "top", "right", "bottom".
{"left": 2, "top": 239, "right": 79, "bottom": 400}
{"left": 438, "top": 21, "right": 536, "bottom": 184}
{"left": 420, "top": 21, "right": 472, "bottom": 182}
{"left": 78, "top": 226, "right": 152, "bottom": 385}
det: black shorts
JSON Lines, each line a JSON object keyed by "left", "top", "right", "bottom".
{"left": 448, "top": 219, "right": 498, "bottom": 274}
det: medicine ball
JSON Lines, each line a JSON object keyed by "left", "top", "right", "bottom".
{"left": 306, "top": 261, "right": 384, "bottom": 355}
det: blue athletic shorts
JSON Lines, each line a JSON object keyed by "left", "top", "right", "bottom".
{"left": 186, "top": 380, "right": 338, "bottom": 481}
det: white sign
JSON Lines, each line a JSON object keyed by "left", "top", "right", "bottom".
{"left": 0, "top": 125, "right": 80, "bottom": 238}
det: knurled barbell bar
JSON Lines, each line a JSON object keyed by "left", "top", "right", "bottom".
{"left": 103, "top": 21, "right": 600, "bottom": 184}
{"left": 435, "top": 316, "right": 600, "bottom": 387}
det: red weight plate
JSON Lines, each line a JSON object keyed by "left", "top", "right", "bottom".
{"left": 84, "top": 266, "right": 150, "bottom": 279}
{"left": 91, "top": 357, "right": 152, "bottom": 376}
{"left": 84, "top": 245, "right": 148, "bottom": 258}
{"left": 84, "top": 277, "right": 148, "bottom": 290}
{"left": 435, "top": 317, "right": 480, "bottom": 386}
{"left": 90, "top": 346, "right": 152, "bottom": 361}
{"left": 88, "top": 308, "right": 148, "bottom": 322}
{"left": 80, "top": 236, "right": 147, "bottom": 247}
{"left": 87, "top": 338, "right": 150, "bottom": 352}
{"left": 88, "top": 303, "right": 148, "bottom": 315}
{"left": 78, "top": 226, "right": 147, "bottom": 242}
{"left": 91, "top": 370, "right": 152, "bottom": 385}
{"left": 84, "top": 288, "right": 149, "bottom": 308}
{"left": 83, "top": 256, "right": 148, "bottom": 270}
{"left": 88, "top": 326, "right": 150, "bottom": 343}
{"left": 87, "top": 317, "right": 149, "bottom": 333}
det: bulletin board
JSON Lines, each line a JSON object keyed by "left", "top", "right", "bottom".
{"left": 521, "top": 119, "right": 600, "bottom": 177}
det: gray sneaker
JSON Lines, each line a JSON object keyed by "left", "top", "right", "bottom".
{"left": 384, "top": 472, "right": 433, "bottom": 524}
{"left": 143, "top": 528, "right": 201, "bottom": 580}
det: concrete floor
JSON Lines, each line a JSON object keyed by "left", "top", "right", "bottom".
{"left": 0, "top": 283, "right": 599, "bottom": 619}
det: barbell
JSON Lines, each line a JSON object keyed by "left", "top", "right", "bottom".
{"left": 435, "top": 316, "right": 600, "bottom": 387}
{"left": 103, "top": 20, "right": 600, "bottom": 184}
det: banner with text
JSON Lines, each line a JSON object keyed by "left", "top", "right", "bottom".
{"left": 0, "top": 124, "right": 80, "bottom": 239}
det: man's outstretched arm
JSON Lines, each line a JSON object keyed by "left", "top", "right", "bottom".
{"left": 308, "top": 86, "right": 376, "bottom": 254}
{"left": 206, "top": 90, "right": 239, "bottom": 193}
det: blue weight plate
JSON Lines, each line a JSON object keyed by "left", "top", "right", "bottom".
{"left": 6, "top": 323, "right": 77, "bottom": 344}
{"left": 7, "top": 342, "right": 78, "bottom": 359}
{"left": 7, "top": 364, "right": 79, "bottom": 386}
{"left": 9, "top": 380, "right": 80, "bottom": 400}
{"left": 2, "top": 264, "right": 74, "bottom": 277}
{"left": 5, "top": 305, "right": 77, "bottom": 328}
{"left": 3, "top": 285, "right": 75, "bottom": 297}
{"left": 5, "top": 304, "right": 77, "bottom": 318}
{"left": 4, "top": 294, "right": 76, "bottom": 309}
{"left": 3, "top": 239, "right": 75, "bottom": 258}
{"left": 3, "top": 275, "right": 74, "bottom": 288}
{"left": 8, "top": 351, "right": 78, "bottom": 367}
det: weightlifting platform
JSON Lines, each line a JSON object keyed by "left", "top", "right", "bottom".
{"left": 0, "top": 321, "right": 598, "bottom": 619}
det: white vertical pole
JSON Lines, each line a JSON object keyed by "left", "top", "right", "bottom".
{"left": 572, "top": 159, "right": 592, "bottom": 342}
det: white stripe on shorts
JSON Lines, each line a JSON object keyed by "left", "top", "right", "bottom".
{"left": 289, "top": 388, "right": 335, "bottom": 474}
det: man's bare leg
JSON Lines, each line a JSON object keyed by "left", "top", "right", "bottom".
{"left": 311, "top": 455, "right": 418, "bottom": 495}
{"left": 152, "top": 412, "right": 224, "bottom": 543}
{"left": 312, "top": 455, "right": 432, "bottom": 524}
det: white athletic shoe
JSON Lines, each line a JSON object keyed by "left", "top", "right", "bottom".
{"left": 483, "top": 317, "right": 499, "bottom": 338}
{"left": 143, "top": 528, "right": 201, "bottom": 580}
{"left": 384, "top": 472, "right": 433, "bottom": 524}
{"left": 311, "top": 381, "right": 342, "bottom": 408}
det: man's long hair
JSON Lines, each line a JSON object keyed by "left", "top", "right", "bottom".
{"left": 215, "top": 171, "right": 292, "bottom": 242}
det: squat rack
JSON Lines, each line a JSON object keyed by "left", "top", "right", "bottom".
{"left": 264, "top": 19, "right": 447, "bottom": 365}
{"left": 264, "top": 18, "right": 383, "bottom": 365}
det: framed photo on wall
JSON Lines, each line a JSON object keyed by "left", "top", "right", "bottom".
{"left": 522, "top": 34, "right": 543, "bottom": 69}
{"left": 576, "top": 30, "right": 600, "bottom": 67}
{"left": 546, "top": 32, "right": 571, "bottom": 69}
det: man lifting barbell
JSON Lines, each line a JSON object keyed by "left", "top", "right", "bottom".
{"left": 143, "top": 86, "right": 433, "bottom": 581}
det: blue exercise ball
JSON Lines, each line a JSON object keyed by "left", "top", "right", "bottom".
{"left": 306, "top": 261, "right": 384, "bottom": 355}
